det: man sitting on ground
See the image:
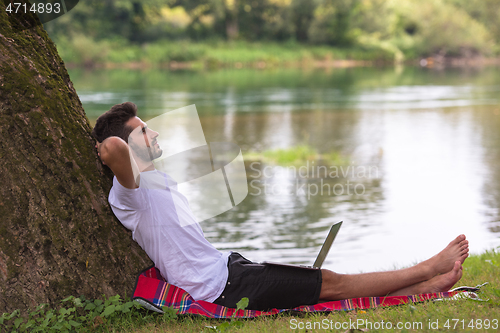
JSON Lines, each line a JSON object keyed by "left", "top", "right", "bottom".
{"left": 92, "top": 102, "right": 469, "bottom": 311}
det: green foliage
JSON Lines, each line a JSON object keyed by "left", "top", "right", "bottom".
{"left": 52, "top": 38, "right": 396, "bottom": 68}
{"left": 205, "top": 297, "right": 249, "bottom": 333}
{"left": 0, "top": 294, "right": 178, "bottom": 332}
{"left": 143, "top": 40, "right": 208, "bottom": 63}
{"left": 161, "top": 305, "right": 179, "bottom": 322}
{"left": 308, "top": 0, "right": 360, "bottom": 46}
{"left": 391, "top": 0, "right": 494, "bottom": 57}
{"left": 54, "top": 34, "right": 113, "bottom": 65}
{"left": 263, "top": 144, "right": 319, "bottom": 165}
{"left": 43, "top": 0, "right": 500, "bottom": 63}
{"left": 245, "top": 144, "right": 350, "bottom": 166}
{"left": 307, "top": 0, "right": 495, "bottom": 60}
{"left": 446, "top": 0, "right": 500, "bottom": 46}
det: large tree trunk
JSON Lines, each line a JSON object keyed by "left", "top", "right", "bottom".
{"left": 0, "top": 1, "right": 151, "bottom": 313}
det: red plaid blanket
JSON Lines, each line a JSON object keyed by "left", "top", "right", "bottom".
{"left": 131, "top": 266, "right": 460, "bottom": 318}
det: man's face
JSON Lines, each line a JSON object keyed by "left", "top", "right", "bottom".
{"left": 126, "top": 117, "right": 163, "bottom": 162}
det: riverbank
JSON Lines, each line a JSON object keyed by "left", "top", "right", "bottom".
{"left": 52, "top": 37, "right": 500, "bottom": 71}
{"left": 54, "top": 38, "right": 392, "bottom": 70}
{"left": 48, "top": 37, "right": 391, "bottom": 70}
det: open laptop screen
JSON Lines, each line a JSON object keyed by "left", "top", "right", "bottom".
{"left": 313, "top": 221, "right": 342, "bottom": 268}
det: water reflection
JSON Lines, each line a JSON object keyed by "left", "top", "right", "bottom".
{"left": 477, "top": 106, "right": 500, "bottom": 230}
{"left": 76, "top": 67, "right": 500, "bottom": 273}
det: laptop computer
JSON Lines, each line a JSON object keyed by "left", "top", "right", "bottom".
{"left": 262, "top": 221, "right": 342, "bottom": 270}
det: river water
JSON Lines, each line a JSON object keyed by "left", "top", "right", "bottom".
{"left": 72, "top": 66, "right": 500, "bottom": 273}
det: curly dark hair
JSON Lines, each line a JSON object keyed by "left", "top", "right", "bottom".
{"left": 91, "top": 102, "right": 138, "bottom": 143}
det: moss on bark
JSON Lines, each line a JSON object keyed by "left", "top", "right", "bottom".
{"left": 0, "top": 0, "right": 152, "bottom": 313}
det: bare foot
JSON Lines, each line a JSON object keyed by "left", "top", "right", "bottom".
{"left": 420, "top": 235, "right": 468, "bottom": 278}
{"left": 390, "top": 261, "right": 463, "bottom": 296}
{"left": 424, "top": 261, "right": 463, "bottom": 293}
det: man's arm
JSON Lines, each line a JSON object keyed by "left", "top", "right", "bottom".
{"left": 96, "top": 137, "right": 139, "bottom": 189}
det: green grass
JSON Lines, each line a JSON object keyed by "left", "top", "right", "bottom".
{"left": 243, "top": 144, "right": 350, "bottom": 166}
{"left": 2, "top": 250, "right": 499, "bottom": 332}
{"left": 52, "top": 36, "right": 396, "bottom": 69}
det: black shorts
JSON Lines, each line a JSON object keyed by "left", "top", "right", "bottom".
{"left": 213, "top": 252, "right": 322, "bottom": 311}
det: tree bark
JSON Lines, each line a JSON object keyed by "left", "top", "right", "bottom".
{"left": 0, "top": 1, "right": 152, "bottom": 313}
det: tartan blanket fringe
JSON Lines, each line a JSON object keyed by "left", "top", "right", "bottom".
{"left": 131, "top": 266, "right": 460, "bottom": 319}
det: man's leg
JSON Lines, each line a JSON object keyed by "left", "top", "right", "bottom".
{"left": 319, "top": 234, "right": 469, "bottom": 301}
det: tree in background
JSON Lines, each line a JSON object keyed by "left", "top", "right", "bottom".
{"left": 175, "top": 0, "right": 293, "bottom": 41}
{"left": 307, "top": 0, "right": 494, "bottom": 60}
{"left": 391, "top": 0, "right": 494, "bottom": 58}
{"left": 224, "top": 0, "right": 239, "bottom": 40}
{"left": 446, "top": 0, "right": 500, "bottom": 49}
{"left": 308, "top": 0, "right": 359, "bottom": 46}
{"left": 291, "top": 0, "right": 317, "bottom": 42}
{"left": 42, "top": 0, "right": 499, "bottom": 62}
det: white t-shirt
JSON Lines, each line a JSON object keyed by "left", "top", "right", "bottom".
{"left": 108, "top": 170, "right": 230, "bottom": 302}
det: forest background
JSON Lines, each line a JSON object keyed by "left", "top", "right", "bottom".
{"left": 42, "top": 0, "right": 500, "bottom": 68}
